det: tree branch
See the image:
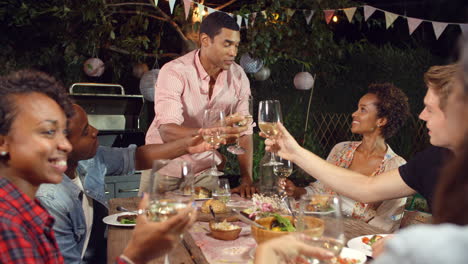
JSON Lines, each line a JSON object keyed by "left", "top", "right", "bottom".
{"left": 110, "top": 10, "right": 167, "bottom": 22}
{"left": 215, "top": 0, "right": 237, "bottom": 10}
{"left": 106, "top": 2, "right": 154, "bottom": 8}
{"left": 106, "top": 45, "right": 180, "bottom": 58}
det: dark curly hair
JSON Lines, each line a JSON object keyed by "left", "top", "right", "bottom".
{"left": 200, "top": 11, "right": 240, "bottom": 39}
{"left": 367, "top": 83, "right": 410, "bottom": 139}
{"left": 0, "top": 69, "right": 74, "bottom": 135}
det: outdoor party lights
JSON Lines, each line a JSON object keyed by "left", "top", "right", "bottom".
{"left": 332, "top": 15, "right": 338, "bottom": 23}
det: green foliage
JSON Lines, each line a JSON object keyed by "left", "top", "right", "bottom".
{"left": 237, "top": 0, "right": 357, "bottom": 69}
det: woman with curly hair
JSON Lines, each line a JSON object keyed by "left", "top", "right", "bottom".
{"left": 284, "top": 83, "right": 410, "bottom": 232}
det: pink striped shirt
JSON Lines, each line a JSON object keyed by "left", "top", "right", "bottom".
{"left": 145, "top": 49, "right": 252, "bottom": 178}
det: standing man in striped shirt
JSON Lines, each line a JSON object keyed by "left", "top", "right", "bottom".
{"left": 141, "top": 12, "right": 256, "bottom": 197}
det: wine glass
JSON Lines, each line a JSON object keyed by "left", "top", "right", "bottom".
{"left": 227, "top": 96, "right": 253, "bottom": 155}
{"left": 296, "top": 194, "right": 345, "bottom": 263}
{"left": 212, "top": 178, "right": 231, "bottom": 204}
{"left": 258, "top": 100, "right": 283, "bottom": 166}
{"left": 273, "top": 156, "right": 293, "bottom": 198}
{"left": 147, "top": 160, "right": 194, "bottom": 264}
{"left": 202, "top": 108, "right": 226, "bottom": 177}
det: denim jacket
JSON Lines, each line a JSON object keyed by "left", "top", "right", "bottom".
{"left": 37, "top": 145, "right": 136, "bottom": 264}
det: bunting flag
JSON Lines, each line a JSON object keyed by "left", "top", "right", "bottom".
{"left": 364, "top": 5, "right": 377, "bottom": 21}
{"left": 168, "top": 0, "right": 176, "bottom": 14}
{"left": 183, "top": 0, "right": 191, "bottom": 20}
{"left": 323, "top": 10, "right": 335, "bottom": 24}
{"left": 286, "top": 8, "right": 296, "bottom": 22}
{"left": 244, "top": 14, "right": 250, "bottom": 29}
{"left": 384, "top": 11, "right": 399, "bottom": 29}
{"left": 303, "top": 10, "right": 314, "bottom": 25}
{"left": 407, "top": 17, "right": 423, "bottom": 35}
{"left": 154, "top": 0, "right": 158, "bottom": 6}
{"left": 237, "top": 15, "right": 243, "bottom": 28}
{"left": 432, "top": 22, "right": 448, "bottom": 40}
{"left": 460, "top": 24, "right": 468, "bottom": 36}
{"left": 207, "top": 7, "right": 216, "bottom": 15}
{"left": 261, "top": 10, "right": 267, "bottom": 19}
{"left": 197, "top": 3, "right": 204, "bottom": 22}
{"left": 343, "top": 7, "right": 356, "bottom": 23}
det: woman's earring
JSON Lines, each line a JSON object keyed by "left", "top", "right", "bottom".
{"left": 0, "top": 151, "right": 7, "bottom": 156}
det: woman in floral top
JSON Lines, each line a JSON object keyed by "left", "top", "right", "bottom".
{"left": 284, "top": 83, "right": 410, "bottom": 232}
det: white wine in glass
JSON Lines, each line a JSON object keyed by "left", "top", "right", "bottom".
{"left": 258, "top": 100, "right": 283, "bottom": 166}
{"left": 202, "top": 109, "right": 226, "bottom": 176}
{"left": 297, "top": 194, "right": 345, "bottom": 264}
{"left": 228, "top": 96, "right": 253, "bottom": 155}
{"left": 147, "top": 160, "right": 194, "bottom": 264}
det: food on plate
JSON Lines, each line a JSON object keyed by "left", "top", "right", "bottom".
{"left": 262, "top": 214, "right": 296, "bottom": 232}
{"left": 337, "top": 257, "right": 360, "bottom": 264}
{"left": 182, "top": 185, "right": 192, "bottom": 196}
{"left": 361, "top": 234, "right": 383, "bottom": 246}
{"left": 211, "top": 220, "right": 240, "bottom": 231}
{"left": 201, "top": 199, "right": 228, "bottom": 214}
{"left": 194, "top": 186, "right": 212, "bottom": 199}
{"left": 117, "top": 214, "right": 137, "bottom": 224}
{"left": 305, "top": 195, "right": 333, "bottom": 212}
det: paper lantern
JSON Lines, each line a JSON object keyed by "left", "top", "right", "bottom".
{"left": 254, "top": 66, "right": 271, "bottom": 81}
{"left": 240, "top": 53, "right": 264, "bottom": 73}
{"left": 293, "top": 72, "right": 314, "bottom": 90}
{"left": 132, "top": 63, "right": 149, "bottom": 79}
{"left": 83, "top": 58, "right": 105, "bottom": 77}
{"left": 139, "top": 69, "right": 159, "bottom": 102}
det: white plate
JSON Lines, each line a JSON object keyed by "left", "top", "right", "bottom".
{"left": 340, "top": 247, "right": 367, "bottom": 263}
{"left": 347, "top": 234, "right": 388, "bottom": 257}
{"left": 103, "top": 212, "right": 137, "bottom": 227}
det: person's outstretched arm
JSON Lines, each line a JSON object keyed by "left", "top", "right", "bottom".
{"left": 264, "top": 123, "right": 415, "bottom": 203}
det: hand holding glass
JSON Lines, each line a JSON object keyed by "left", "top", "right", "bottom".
{"left": 227, "top": 96, "right": 253, "bottom": 155}
{"left": 202, "top": 109, "right": 226, "bottom": 177}
{"left": 258, "top": 100, "right": 283, "bottom": 166}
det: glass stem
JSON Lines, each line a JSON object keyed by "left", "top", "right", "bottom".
{"left": 270, "top": 152, "right": 277, "bottom": 164}
{"left": 211, "top": 150, "right": 217, "bottom": 171}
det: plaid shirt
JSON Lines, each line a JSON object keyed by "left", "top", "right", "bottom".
{"left": 0, "top": 176, "right": 64, "bottom": 264}
{"left": 0, "top": 177, "right": 130, "bottom": 264}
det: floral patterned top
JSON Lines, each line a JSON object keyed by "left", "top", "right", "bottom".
{"left": 305, "top": 141, "right": 407, "bottom": 232}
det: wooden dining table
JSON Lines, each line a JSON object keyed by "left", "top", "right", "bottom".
{"left": 107, "top": 197, "right": 385, "bottom": 264}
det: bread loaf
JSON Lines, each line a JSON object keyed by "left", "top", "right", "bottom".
{"left": 201, "top": 199, "right": 228, "bottom": 214}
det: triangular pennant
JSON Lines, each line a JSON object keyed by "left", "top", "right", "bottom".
{"left": 168, "top": 0, "right": 176, "bottom": 14}
{"left": 343, "top": 7, "right": 356, "bottom": 23}
{"left": 323, "top": 10, "right": 335, "bottom": 24}
{"left": 407, "top": 17, "right": 423, "bottom": 35}
{"left": 460, "top": 24, "right": 468, "bottom": 36}
{"left": 197, "top": 3, "right": 204, "bottom": 22}
{"left": 183, "top": 0, "right": 191, "bottom": 20}
{"left": 364, "top": 5, "right": 377, "bottom": 21}
{"left": 251, "top": 12, "right": 257, "bottom": 26}
{"left": 303, "top": 10, "right": 315, "bottom": 25}
{"left": 286, "top": 8, "right": 296, "bottom": 21}
{"left": 261, "top": 11, "right": 267, "bottom": 19}
{"left": 154, "top": 0, "right": 159, "bottom": 6}
{"left": 432, "top": 22, "right": 448, "bottom": 40}
{"left": 237, "top": 15, "right": 243, "bottom": 28}
{"left": 244, "top": 14, "right": 250, "bottom": 29}
{"left": 207, "top": 7, "right": 216, "bottom": 15}
{"left": 384, "top": 11, "right": 399, "bottom": 29}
